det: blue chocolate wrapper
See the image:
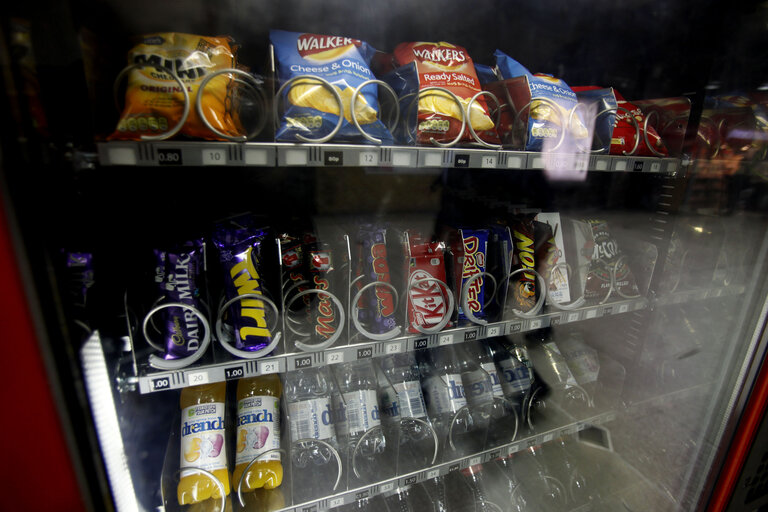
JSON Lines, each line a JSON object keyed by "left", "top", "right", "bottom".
{"left": 153, "top": 239, "right": 204, "bottom": 359}
{"left": 213, "top": 223, "right": 273, "bottom": 351}
{"left": 357, "top": 225, "right": 397, "bottom": 334}
{"left": 458, "top": 229, "right": 489, "bottom": 321}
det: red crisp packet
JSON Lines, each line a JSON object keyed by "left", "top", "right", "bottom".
{"left": 611, "top": 90, "right": 668, "bottom": 156}
{"left": 406, "top": 232, "right": 452, "bottom": 333}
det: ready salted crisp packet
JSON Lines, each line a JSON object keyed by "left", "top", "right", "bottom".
{"left": 271, "top": 29, "right": 393, "bottom": 144}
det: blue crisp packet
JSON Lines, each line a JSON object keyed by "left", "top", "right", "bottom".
{"left": 475, "top": 64, "right": 499, "bottom": 85}
{"left": 271, "top": 29, "right": 393, "bottom": 144}
{"left": 494, "top": 50, "right": 587, "bottom": 151}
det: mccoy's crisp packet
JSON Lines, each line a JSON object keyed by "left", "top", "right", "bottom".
{"left": 575, "top": 219, "right": 640, "bottom": 303}
{"left": 494, "top": 50, "right": 588, "bottom": 151}
{"left": 271, "top": 29, "right": 393, "bottom": 143}
{"left": 153, "top": 239, "right": 205, "bottom": 359}
{"left": 451, "top": 229, "right": 489, "bottom": 321}
{"left": 356, "top": 225, "right": 397, "bottom": 335}
{"left": 213, "top": 222, "right": 273, "bottom": 352}
{"left": 406, "top": 232, "right": 451, "bottom": 333}
{"left": 387, "top": 41, "right": 498, "bottom": 145}
{"left": 109, "top": 33, "right": 241, "bottom": 140}
{"left": 509, "top": 217, "right": 537, "bottom": 313}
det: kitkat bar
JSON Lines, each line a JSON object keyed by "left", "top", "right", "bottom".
{"left": 357, "top": 225, "right": 397, "bottom": 335}
{"left": 390, "top": 41, "right": 498, "bottom": 145}
{"left": 509, "top": 217, "right": 537, "bottom": 313}
{"left": 406, "top": 232, "right": 451, "bottom": 333}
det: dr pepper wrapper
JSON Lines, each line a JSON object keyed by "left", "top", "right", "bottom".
{"left": 357, "top": 225, "right": 397, "bottom": 334}
{"left": 406, "top": 232, "right": 450, "bottom": 333}
{"left": 153, "top": 239, "right": 205, "bottom": 359}
{"left": 213, "top": 223, "right": 273, "bottom": 351}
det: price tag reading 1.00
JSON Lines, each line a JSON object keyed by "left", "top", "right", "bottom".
{"left": 203, "top": 148, "right": 227, "bottom": 165}
{"left": 152, "top": 376, "right": 171, "bottom": 391}
{"left": 224, "top": 366, "right": 244, "bottom": 380}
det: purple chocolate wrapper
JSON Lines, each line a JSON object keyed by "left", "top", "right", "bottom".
{"left": 213, "top": 223, "right": 273, "bottom": 351}
{"left": 357, "top": 225, "right": 397, "bottom": 334}
{"left": 153, "top": 239, "right": 204, "bottom": 359}
{"left": 457, "top": 229, "right": 489, "bottom": 321}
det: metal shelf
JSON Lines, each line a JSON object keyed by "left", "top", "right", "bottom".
{"left": 655, "top": 284, "right": 746, "bottom": 307}
{"left": 97, "top": 141, "right": 682, "bottom": 174}
{"left": 134, "top": 296, "right": 648, "bottom": 394}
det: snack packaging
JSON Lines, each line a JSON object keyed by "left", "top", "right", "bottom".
{"left": 405, "top": 231, "right": 451, "bottom": 333}
{"left": 609, "top": 90, "right": 668, "bottom": 156}
{"left": 213, "top": 222, "right": 274, "bottom": 352}
{"left": 508, "top": 217, "right": 538, "bottom": 313}
{"left": 534, "top": 213, "right": 571, "bottom": 304}
{"left": 383, "top": 41, "right": 498, "bottom": 145}
{"left": 110, "top": 33, "right": 241, "bottom": 140}
{"left": 487, "top": 224, "right": 514, "bottom": 318}
{"left": 356, "top": 225, "right": 397, "bottom": 335}
{"left": 153, "top": 239, "right": 205, "bottom": 359}
{"left": 307, "top": 239, "right": 343, "bottom": 342}
{"left": 493, "top": 50, "right": 588, "bottom": 151}
{"left": 270, "top": 29, "right": 393, "bottom": 144}
{"left": 450, "top": 228, "right": 489, "bottom": 321}
{"left": 572, "top": 86, "right": 618, "bottom": 153}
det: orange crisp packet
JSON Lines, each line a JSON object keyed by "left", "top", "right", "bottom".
{"left": 109, "top": 33, "right": 240, "bottom": 141}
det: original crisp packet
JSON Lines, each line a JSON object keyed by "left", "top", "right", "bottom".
{"left": 271, "top": 29, "right": 393, "bottom": 144}
{"left": 109, "top": 33, "right": 240, "bottom": 140}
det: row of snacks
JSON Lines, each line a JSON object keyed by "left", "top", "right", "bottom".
{"left": 107, "top": 30, "right": 683, "bottom": 156}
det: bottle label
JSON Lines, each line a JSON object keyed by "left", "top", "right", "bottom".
{"left": 338, "top": 389, "right": 381, "bottom": 435}
{"left": 236, "top": 395, "right": 281, "bottom": 465}
{"left": 545, "top": 342, "right": 579, "bottom": 388}
{"left": 499, "top": 358, "right": 531, "bottom": 395}
{"left": 288, "top": 397, "right": 335, "bottom": 442}
{"left": 424, "top": 373, "right": 467, "bottom": 415}
{"left": 180, "top": 403, "right": 228, "bottom": 472}
{"left": 394, "top": 380, "right": 427, "bottom": 418}
{"left": 481, "top": 363, "right": 505, "bottom": 398}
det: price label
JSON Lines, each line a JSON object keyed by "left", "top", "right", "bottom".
{"left": 602, "top": 307, "right": 614, "bottom": 317}
{"left": 379, "top": 482, "right": 395, "bottom": 493}
{"left": 413, "top": 338, "right": 429, "bottom": 350}
{"left": 355, "top": 490, "right": 370, "bottom": 500}
{"left": 202, "top": 148, "right": 227, "bottom": 165}
{"left": 260, "top": 360, "right": 280, "bottom": 374}
{"left": 508, "top": 322, "right": 522, "bottom": 334}
{"left": 439, "top": 333, "right": 453, "bottom": 346}
{"left": 403, "top": 476, "right": 418, "bottom": 486}
{"left": 357, "top": 346, "right": 373, "bottom": 359}
{"left": 651, "top": 161, "right": 661, "bottom": 173}
{"left": 328, "top": 497, "right": 345, "bottom": 509}
{"left": 488, "top": 450, "right": 500, "bottom": 460}
{"left": 187, "top": 371, "right": 209, "bottom": 385}
{"left": 463, "top": 330, "right": 478, "bottom": 341}
{"left": 157, "top": 148, "right": 182, "bottom": 165}
{"left": 299, "top": 505, "right": 317, "bottom": 512}
{"left": 481, "top": 155, "right": 497, "bottom": 168}
{"left": 427, "top": 469, "right": 440, "bottom": 479}
{"left": 543, "top": 433, "right": 553, "bottom": 442}
{"left": 386, "top": 342, "right": 403, "bottom": 354}
{"left": 487, "top": 325, "right": 501, "bottom": 337}
{"left": 327, "top": 351, "right": 345, "bottom": 364}
{"left": 151, "top": 376, "right": 171, "bottom": 391}
{"left": 448, "top": 463, "right": 461, "bottom": 473}
{"left": 294, "top": 356, "right": 313, "bottom": 370}
{"left": 508, "top": 444, "right": 520, "bottom": 455}
{"left": 585, "top": 309, "right": 597, "bottom": 319}
{"left": 225, "top": 366, "right": 244, "bottom": 380}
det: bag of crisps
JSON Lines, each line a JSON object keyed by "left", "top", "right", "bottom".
{"left": 270, "top": 29, "right": 393, "bottom": 144}
{"left": 109, "top": 33, "right": 241, "bottom": 141}
{"left": 494, "top": 50, "right": 588, "bottom": 152}
{"left": 382, "top": 41, "right": 498, "bottom": 146}
{"left": 609, "top": 90, "right": 668, "bottom": 156}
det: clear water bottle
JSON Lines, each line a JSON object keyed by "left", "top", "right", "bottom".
{"left": 332, "top": 359, "right": 387, "bottom": 485}
{"left": 283, "top": 366, "right": 341, "bottom": 503}
{"left": 418, "top": 346, "right": 472, "bottom": 460}
{"left": 473, "top": 340, "right": 519, "bottom": 446}
{"left": 490, "top": 339, "right": 532, "bottom": 428}
{"left": 460, "top": 464, "right": 500, "bottom": 512}
{"left": 516, "top": 445, "right": 568, "bottom": 512}
{"left": 379, "top": 353, "right": 435, "bottom": 473}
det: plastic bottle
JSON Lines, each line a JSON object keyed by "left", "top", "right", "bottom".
{"left": 460, "top": 464, "right": 497, "bottom": 512}
{"left": 490, "top": 339, "right": 532, "bottom": 422}
{"left": 332, "top": 359, "right": 385, "bottom": 483}
{"left": 178, "top": 382, "right": 231, "bottom": 505}
{"left": 379, "top": 352, "right": 428, "bottom": 420}
{"left": 472, "top": 340, "right": 519, "bottom": 446}
{"left": 283, "top": 366, "right": 339, "bottom": 503}
{"left": 232, "top": 374, "right": 283, "bottom": 494}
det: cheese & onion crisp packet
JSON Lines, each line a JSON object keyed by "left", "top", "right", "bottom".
{"left": 109, "top": 33, "right": 241, "bottom": 141}
{"left": 271, "top": 29, "right": 393, "bottom": 144}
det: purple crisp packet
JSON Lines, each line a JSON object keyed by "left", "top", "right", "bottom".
{"left": 213, "top": 222, "right": 273, "bottom": 351}
{"left": 357, "top": 225, "right": 397, "bottom": 334}
{"left": 153, "top": 239, "right": 204, "bottom": 359}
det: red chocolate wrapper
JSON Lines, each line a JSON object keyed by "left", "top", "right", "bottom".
{"left": 406, "top": 232, "right": 451, "bottom": 333}
{"left": 509, "top": 217, "right": 537, "bottom": 313}
{"left": 280, "top": 232, "right": 312, "bottom": 320}
{"left": 579, "top": 219, "right": 640, "bottom": 303}
{"left": 308, "top": 242, "right": 341, "bottom": 341}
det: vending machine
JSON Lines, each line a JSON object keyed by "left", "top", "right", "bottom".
{"left": 1, "top": 1, "right": 767, "bottom": 511}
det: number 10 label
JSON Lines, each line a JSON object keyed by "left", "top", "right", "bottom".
{"left": 203, "top": 148, "right": 227, "bottom": 165}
